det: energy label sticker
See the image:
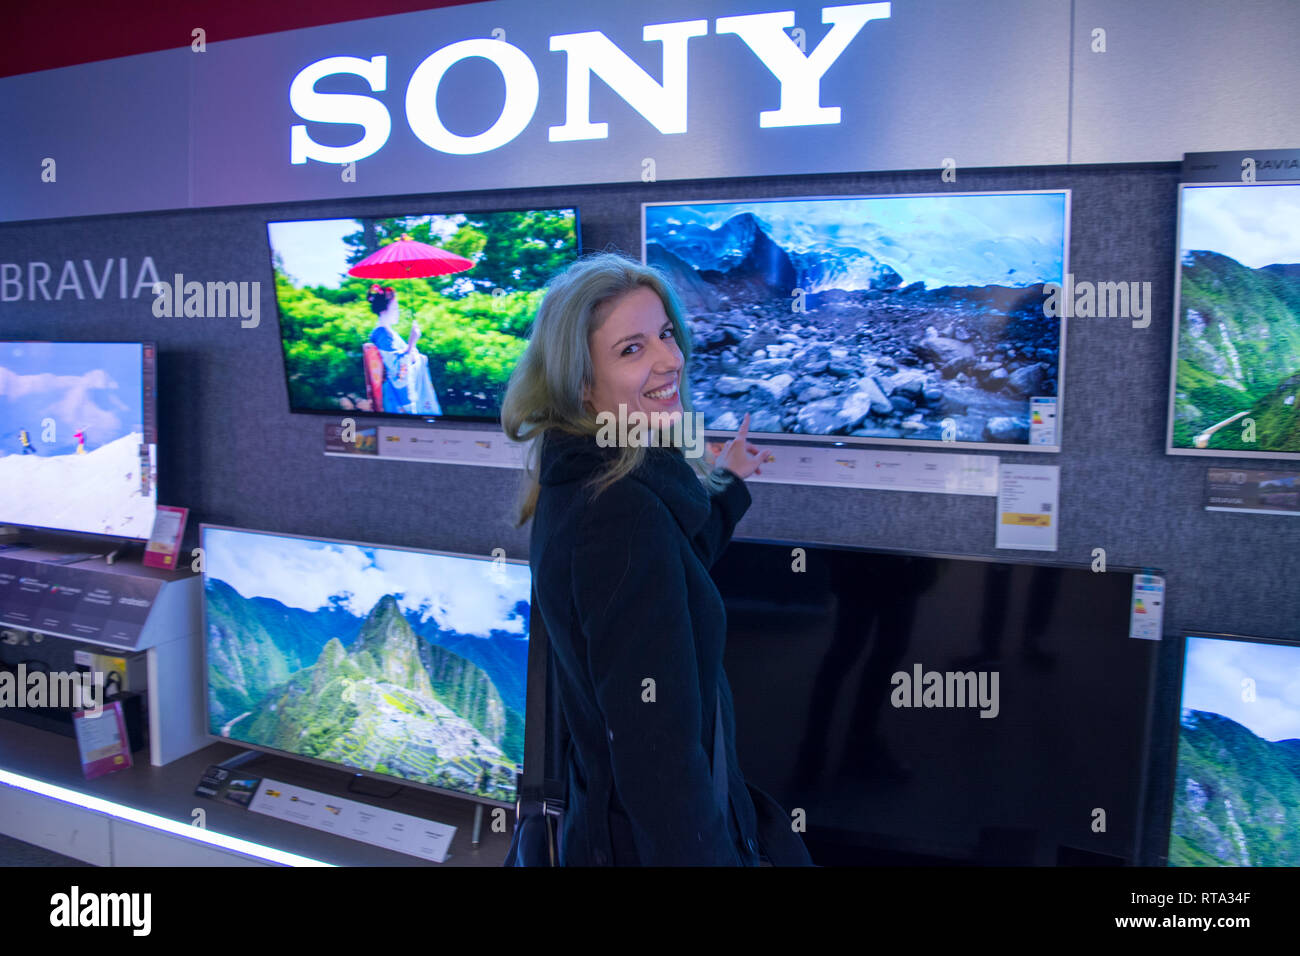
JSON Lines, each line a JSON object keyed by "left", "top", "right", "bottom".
{"left": 1130, "top": 574, "right": 1165, "bottom": 641}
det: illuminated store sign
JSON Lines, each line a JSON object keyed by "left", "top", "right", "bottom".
{"left": 289, "top": 3, "right": 892, "bottom": 162}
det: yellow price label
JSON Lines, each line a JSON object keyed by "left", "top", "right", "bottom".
{"left": 1001, "top": 512, "right": 1051, "bottom": 527}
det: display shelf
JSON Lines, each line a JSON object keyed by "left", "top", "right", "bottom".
{"left": 0, "top": 721, "right": 513, "bottom": 866}
{"left": 0, "top": 531, "right": 206, "bottom": 766}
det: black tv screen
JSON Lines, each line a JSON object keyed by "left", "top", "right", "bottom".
{"left": 0, "top": 340, "right": 157, "bottom": 539}
{"left": 712, "top": 540, "right": 1156, "bottom": 865}
{"left": 267, "top": 207, "right": 580, "bottom": 423}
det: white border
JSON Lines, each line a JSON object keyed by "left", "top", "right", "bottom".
{"left": 0, "top": 768, "right": 333, "bottom": 866}
{"left": 1165, "top": 180, "right": 1300, "bottom": 461}
{"left": 198, "top": 523, "right": 528, "bottom": 811}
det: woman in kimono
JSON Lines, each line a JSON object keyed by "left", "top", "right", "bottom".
{"left": 367, "top": 285, "right": 442, "bottom": 415}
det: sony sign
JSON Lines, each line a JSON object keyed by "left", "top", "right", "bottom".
{"left": 288, "top": 2, "right": 891, "bottom": 163}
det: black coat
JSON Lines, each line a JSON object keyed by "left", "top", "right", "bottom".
{"left": 529, "top": 429, "right": 812, "bottom": 866}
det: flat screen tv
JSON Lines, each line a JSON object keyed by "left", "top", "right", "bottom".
{"left": 642, "top": 191, "right": 1069, "bottom": 451}
{"left": 200, "top": 525, "right": 531, "bottom": 805}
{"left": 710, "top": 539, "right": 1156, "bottom": 865}
{"left": 1167, "top": 181, "right": 1300, "bottom": 458}
{"left": 267, "top": 206, "right": 580, "bottom": 424}
{"left": 1167, "top": 633, "right": 1300, "bottom": 866}
{"left": 0, "top": 340, "right": 157, "bottom": 539}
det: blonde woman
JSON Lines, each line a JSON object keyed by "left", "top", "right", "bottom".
{"left": 502, "top": 252, "right": 812, "bottom": 866}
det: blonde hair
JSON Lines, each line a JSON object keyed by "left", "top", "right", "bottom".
{"left": 501, "top": 252, "right": 731, "bottom": 527}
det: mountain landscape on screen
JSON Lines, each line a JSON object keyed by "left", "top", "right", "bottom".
{"left": 645, "top": 194, "right": 1067, "bottom": 446}
{"left": 1170, "top": 708, "right": 1300, "bottom": 866}
{"left": 205, "top": 576, "right": 526, "bottom": 802}
{"left": 1172, "top": 252, "right": 1300, "bottom": 452}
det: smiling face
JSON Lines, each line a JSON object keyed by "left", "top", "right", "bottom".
{"left": 583, "top": 284, "right": 684, "bottom": 422}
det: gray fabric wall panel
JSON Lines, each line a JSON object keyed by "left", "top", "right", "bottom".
{"left": 0, "top": 165, "right": 1296, "bottom": 646}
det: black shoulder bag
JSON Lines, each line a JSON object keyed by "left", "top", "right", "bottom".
{"left": 503, "top": 582, "right": 569, "bottom": 866}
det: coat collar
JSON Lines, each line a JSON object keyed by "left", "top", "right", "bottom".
{"left": 539, "top": 429, "right": 711, "bottom": 538}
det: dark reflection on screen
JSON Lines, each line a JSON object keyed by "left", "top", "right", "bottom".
{"left": 713, "top": 541, "right": 1154, "bottom": 866}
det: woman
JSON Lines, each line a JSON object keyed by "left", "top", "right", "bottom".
{"left": 367, "top": 285, "right": 442, "bottom": 415}
{"left": 501, "top": 252, "right": 812, "bottom": 866}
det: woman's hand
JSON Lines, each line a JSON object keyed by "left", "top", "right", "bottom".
{"left": 716, "top": 413, "right": 770, "bottom": 479}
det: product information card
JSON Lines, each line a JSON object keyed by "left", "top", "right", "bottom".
{"left": 995, "top": 464, "right": 1060, "bottom": 551}
{"left": 1204, "top": 467, "right": 1300, "bottom": 516}
{"left": 249, "top": 777, "right": 457, "bottom": 863}
{"left": 326, "top": 423, "right": 1004, "bottom": 497}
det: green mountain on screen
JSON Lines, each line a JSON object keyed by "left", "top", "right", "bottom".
{"left": 1170, "top": 709, "right": 1300, "bottom": 866}
{"left": 1172, "top": 251, "right": 1300, "bottom": 452}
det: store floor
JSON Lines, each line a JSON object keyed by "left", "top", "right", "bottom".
{"left": 0, "top": 832, "right": 89, "bottom": 866}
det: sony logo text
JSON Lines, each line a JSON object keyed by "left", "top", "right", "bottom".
{"left": 289, "top": 2, "right": 891, "bottom": 163}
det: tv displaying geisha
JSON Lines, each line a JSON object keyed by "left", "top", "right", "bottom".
{"left": 267, "top": 207, "right": 580, "bottom": 422}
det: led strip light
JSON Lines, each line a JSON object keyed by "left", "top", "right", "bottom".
{"left": 0, "top": 768, "right": 335, "bottom": 867}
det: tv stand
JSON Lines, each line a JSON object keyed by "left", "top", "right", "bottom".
{"left": 217, "top": 750, "right": 263, "bottom": 770}
{"left": 0, "top": 530, "right": 205, "bottom": 767}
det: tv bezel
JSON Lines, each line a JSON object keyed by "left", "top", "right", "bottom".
{"left": 1164, "top": 180, "right": 1300, "bottom": 460}
{"left": 640, "top": 188, "right": 1071, "bottom": 453}
{"left": 1161, "top": 629, "right": 1300, "bottom": 867}
{"left": 0, "top": 338, "right": 158, "bottom": 542}
{"left": 722, "top": 534, "right": 1160, "bottom": 865}
{"left": 265, "top": 204, "right": 582, "bottom": 427}
{"left": 198, "top": 521, "right": 531, "bottom": 809}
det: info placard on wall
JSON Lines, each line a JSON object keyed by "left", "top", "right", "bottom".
{"left": 995, "top": 463, "right": 1060, "bottom": 551}
{"left": 1204, "top": 467, "right": 1300, "bottom": 517}
{"left": 325, "top": 424, "right": 1000, "bottom": 496}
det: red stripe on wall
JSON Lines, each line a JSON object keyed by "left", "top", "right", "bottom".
{"left": 2, "top": 0, "right": 490, "bottom": 79}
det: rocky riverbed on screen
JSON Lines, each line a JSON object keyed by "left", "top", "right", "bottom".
{"left": 683, "top": 282, "right": 1060, "bottom": 444}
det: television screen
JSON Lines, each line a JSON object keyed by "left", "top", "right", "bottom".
{"left": 267, "top": 207, "right": 580, "bottom": 423}
{"left": 711, "top": 540, "right": 1155, "bottom": 865}
{"left": 1167, "top": 182, "right": 1300, "bottom": 458}
{"left": 201, "top": 525, "right": 531, "bottom": 805}
{"left": 1168, "top": 633, "right": 1300, "bottom": 866}
{"left": 0, "top": 341, "right": 157, "bottom": 539}
{"left": 643, "top": 191, "right": 1069, "bottom": 450}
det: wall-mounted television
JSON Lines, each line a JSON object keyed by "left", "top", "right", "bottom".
{"left": 0, "top": 340, "right": 157, "bottom": 540}
{"left": 267, "top": 206, "right": 580, "bottom": 424}
{"left": 712, "top": 539, "right": 1156, "bottom": 865}
{"left": 1166, "top": 181, "right": 1300, "bottom": 459}
{"left": 1167, "top": 632, "right": 1300, "bottom": 866}
{"left": 642, "top": 191, "right": 1069, "bottom": 451}
{"left": 200, "top": 525, "right": 531, "bottom": 806}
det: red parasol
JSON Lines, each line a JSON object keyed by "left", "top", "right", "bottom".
{"left": 347, "top": 234, "right": 474, "bottom": 279}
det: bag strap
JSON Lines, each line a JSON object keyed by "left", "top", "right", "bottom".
{"left": 520, "top": 580, "right": 550, "bottom": 799}
{"left": 520, "top": 582, "right": 569, "bottom": 785}
{"left": 712, "top": 693, "right": 727, "bottom": 818}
